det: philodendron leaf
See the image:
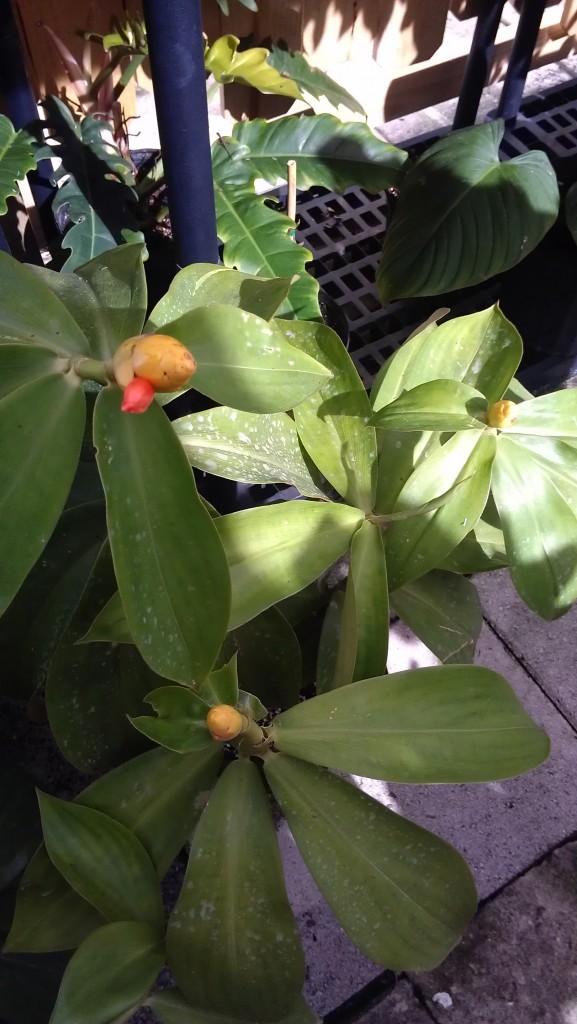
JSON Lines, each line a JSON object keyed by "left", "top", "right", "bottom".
{"left": 94, "top": 387, "right": 230, "bottom": 684}
{"left": 160, "top": 306, "right": 331, "bottom": 412}
{"left": 501, "top": 388, "right": 577, "bottom": 439}
{"left": 264, "top": 754, "right": 477, "bottom": 971}
{"left": 147, "top": 990, "right": 320, "bottom": 1024}
{"left": 371, "top": 305, "right": 523, "bottom": 412}
{"left": 332, "top": 520, "right": 388, "bottom": 688}
{"left": 0, "top": 251, "right": 89, "bottom": 356}
{"left": 267, "top": 45, "right": 366, "bottom": 118}
{"left": 491, "top": 434, "right": 577, "bottom": 618}
{"left": 371, "top": 379, "right": 488, "bottom": 432}
{"left": 38, "top": 794, "right": 163, "bottom": 929}
{"left": 391, "top": 570, "right": 483, "bottom": 664}
{"left": 272, "top": 665, "right": 550, "bottom": 782}
{"left": 130, "top": 687, "right": 213, "bottom": 753}
{"left": 215, "top": 501, "right": 364, "bottom": 628}
{"left": 167, "top": 759, "right": 305, "bottom": 1022}
{"left": 277, "top": 318, "right": 376, "bottom": 511}
{"left": 0, "top": 115, "right": 37, "bottom": 215}
{"left": 377, "top": 120, "right": 559, "bottom": 303}
{"left": 0, "top": 373, "right": 86, "bottom": 618}
{"left": 173, "top": 406, "right": 326, "bottom": 498}
{"left": 49, "top": 921, "right": 164, "bottom": 1024}
{"left": 146, "top": 264, "right": 292, "bottom": 327}
{"left": 205, "top": 35, "right": 303, "bottom": 98}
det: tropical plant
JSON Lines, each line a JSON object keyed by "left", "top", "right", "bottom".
{"left": 2, "top": 244, "right": 574, "bottom": 1022}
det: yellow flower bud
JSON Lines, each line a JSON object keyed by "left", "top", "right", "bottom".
{"left": 486, "top": 399, "right": 517, "bottom": 429}
{"left": 207, "top": 705, "right": 246, "bottom": 742}
{"left": 112, "top": 334, "right": 197, "bottom": 393}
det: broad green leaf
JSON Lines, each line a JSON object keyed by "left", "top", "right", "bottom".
{"left": 278, "top": 318, "right": 376, "bottom": 510}
{"left": 374, "top": 431, "right": 436, "bottom": 515}
{"left": 386, "top": 430, "right": 496, "bottom": 590}
{"left": 264, "top": 754, "right": 477, "bottom": 971}
{"left": 315, "top": 591, "right": 345, "bottom": 695}
{"left": 79, "top": 588, "right": 132, "bottom": 644}
{"left": 371, "top": 379, "right": 488, "bottom": 432}
{"left": 0, "top": 760, "right": 40, "bottom": 891}
{"left": 94, "top": 387, "right": 230, "bottom": 684}
{"left": 377, "top": 120, "right": 559, "bottom": 303}
{"left": 0, "top": 374, "right": 85, "bottom": 617}
{"left": 371, "top": 305, "right": 523, "bottom": 412}
{"left": 439, "top": 514, "right": 508, "bottom": 573}
{"left": 202, "top": 655, "right": 239, "bottom": 707}
{"left": 491, "top": 434, "right": 577, "bottom": 618}
{"left": 332, "top": 520, "right": 388, "bottom": 688}
{"left": 38, "top": 794, "right": 163, "bottom": 929}
{"left": 146, "top": 264, "right": 292, "bottom": 328}
{"left": 167, "top": 759, "right": 304, "bottom": 1022}
{"left": 222, "top": 606, "right": 302, "bottom": 708}
{"left": 236, "top": 689, "right": 268, "bottom": 720}
{"left": 130, "top": 686, "right": 213, "bottom": 753}
{"left": 28, "top": 266, "right": 110, "bottom": 361}
{"left": 503, "top": 389, "right": 577, "bottom": 439}
{"left": 0, "top": 343, "right": 66, "bottom": 401}
{"left": 232, "top": 115, "right": 406, "bottom": 193}
{"left": 161, "top": 307, "right": 331, "bottom": 412}
{"left": 0, "top": 115, "right": 37, "bottom": 215}
{"left": 216, "top": 501, "right": 364, "bottom": 628}
{"left": 0, "top": 251, "right": 90, "bottom": 355}
{"left": 267, "top": 45, "right": 366, "bottom": 118}
{"left": 391, "top": 570, "right": 482, "bottom": 664}
{"left": 49, "top": 921, "right": 163, "bottom": 1024}
{"left": 205, "top": 35, "right": 303, "bottom": 98}
{"left": 148, "top": 989, "right": 320, "bottom": 1024}
{"left": 272, "top": 666, "right": 549, "bottom": 782}
{"left": 74, "top": 243, "right": 148, "bottom": 357}
{"left": 173, "top": 406, "right": 325, "bottom": 497}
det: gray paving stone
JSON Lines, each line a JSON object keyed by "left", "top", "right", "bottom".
{"left": 476, "top": 571, "right": 577, "bottom": 729}
{"left": 357, "top": 980, "right": 432, "bottom": 1024}
{"left": 411, "top": 841, "right": 577, "bottom": 1024}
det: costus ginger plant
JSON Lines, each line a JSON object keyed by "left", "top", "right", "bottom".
{"left": 2, "top": 243, "right": 575, "bottom": 1024}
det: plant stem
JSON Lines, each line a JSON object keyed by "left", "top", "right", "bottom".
{"left": 73, "top": 357, "right": 111, "bottom": 386}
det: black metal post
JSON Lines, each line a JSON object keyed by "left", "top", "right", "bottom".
{"left": 142, "top": 0, "right": 219, "bottom": 268}
{"left": 497, "top": 0, "right": 547, "bottom": 124}
{"left": 453, "top": 0, "right": 506, "bottom": 130}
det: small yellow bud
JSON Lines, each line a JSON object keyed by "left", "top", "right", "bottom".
{"left": 112, "top": 334, "right": 197, "bottom": 393}
{"left": 207, "top": 705, "right": 246, "bottom": 742}
{"left": 486, "top": 399, "right": 517, "bottom": 429}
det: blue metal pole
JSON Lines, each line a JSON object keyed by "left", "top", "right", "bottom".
{"left": 497, "top": 0, "right": 547, "bottom": 124}
{"left": 141, "top": 0, "right": 219, "bottom": 268}
{"left": 453, "top": 0, "right": 506, "bottom": 130}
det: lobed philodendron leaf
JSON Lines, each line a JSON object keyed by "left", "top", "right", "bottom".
{"left": 332, "top": 520, "right": 388, "bottom": 688}
{"left": 377, "top": 120, "right": 559, "bottom": 303}
{"left": 391, "top": 570, "right": 483, "bottom": 664}
{"left": 215, "top": 501, "right": 364, "bottom": 628}
{"left": 146, "top": 264, "right": 293, "bottom": 327}
{"left": 94, "top": 387, "right": 231, "bottom": 684}
{"left": 147, "top": 989, "right": 320, "bottom": 1024}
{"left": 130, "top": 686, "right": 213, "bottom": 753}
{"left": 205, "top": 35, "right": 303, "bottom": 98}
{"left": 167, "top": 759, "right": 305, "bottom": 1022}
{"left": 271, "top": 665, "right": 550, "bottom": 782}
{"left": 158, "top": 306, "right": 331, "bottom": 412}
{"left": 48, "top": 921, "right": 164, "bottom": 1024}
{"left": 0, "top": 251, "right": 90, "bottom": 355}
{"left": 371, "top": 379, "right": 488, "bottom": 432}
{"left": 0, "top": 114, "right": 37, "bottom": 215}
{"left": 267, "top": 45, "right": 366, "bottom": 118}
{"left": 264, "top": 754, "right": 477, "bottom": 971}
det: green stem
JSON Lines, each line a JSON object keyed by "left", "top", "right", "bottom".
{"left": 73, "top": 357, "right": 111, "bottom": 386}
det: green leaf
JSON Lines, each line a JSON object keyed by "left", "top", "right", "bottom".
{"left": 391, "top": 570, "right": 482, "bottom": 664}
{"left": 78, "top": 588, "right": 132, "bottom": 644}
{"left": 94, "top": 387, "right": 230, "bottom": 684}
{"left": 264, "top": 754, "right": 477, "bottom": 971}
{"left": 277, "top": 318, "right": 376, "bottom": 510}
{"left": 272, "top": 665, "right": 550, "bottom": 782}
{"left": 491, "top": 434, "right": 577, "bottom": 618}
{"left": 332, "top": 520, "right": 388, "bottom": 688}
{"left": 173, "top": 406, "right": 326, "bottom": 497}
{"left": 371, "top": 305, "right": 523, "bottom": 412}
{"left": 130, "top": 686, "right": 213, "bottom": 753}
{"left": 439, "top": 513, "right": 508, "bottom": 573}
{"left": 216, "top": 501, "right": 364, "bottom": 628}
{"left": 503, "top": 389, "right": 577, "bottom": 439}
{"left": 374, "top": 430, "right": 436, "bottom": 515}
{"left": 232, "top": 114, "right": 407, "bottom": 193}
{"left": 146, "top": 264, "right": 292, "bottom": 328}
{"left": 28, "top": 267, "right": 110, "bottom": 362}
{"left": 386, "top": 430, "right": 496, "bottom": 590}
{"left": 371, "top": 379, "right": 488, "bottom": 432}
{"left": 167, "top": 759, "right": 305, "bottom": 1022}
{"left": 0, "top": 343, "right": 66, "bottom": 402}
{"left": 222, "top": 606, "right": 302, "bottom": 708}
{"left": 0, "top": 760, "right": 40, "bottom": 891}
{"left": 0, "top": 115, "right": 37, "bottom": 215}
{"left": 73, "top": 243, "right": 148, "bottom": 357}
{"left": 377, "top": 120, "right": 559, "bottom": 303}
{"left": 38, "top": 793, "right": 163, "bottom": 929}
{"left": 0, "top": 374, "right": 86, "bottom": 618}
{"left": 161, "top": 306, "right": 331, "bottom": 412}
{"left": 49, "top": 921, "right": 163, "bottom": 1024}
{"left": 205, "top": 35, "right": 303, "bottom": 98}
{"left": 315, "top": 591, "right": 345, "bottom": 695}
{"left": 202, "top": 655, "right": 239, "bottom": 707}
{"left": 0, "top": 251, "right": 90, "bottom": 356}
{"left": 148, "top": 990, "right": 320, "bottom": 1024}
{"left": 267, "top": 46, "right": 366, "bottom": 117}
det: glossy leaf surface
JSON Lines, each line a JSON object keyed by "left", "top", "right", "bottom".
{"left": 392, "top": 570, "right": 483, "bottom": 664}
{"left": 147, "top": 264, "right": 292, "bottom": 327}
{"left": 130, "top": 686, "right": 213, "bottom": 753}
{"left": 0, "top": 115, "right": 37, "bottom": 215}
{"left": 504, "top": 389, "right": 577, "bottom": 439}
{"left": 0, "top": 251, "right": 90, "bottom": 355}
{"left": 147, "top": 989, "right": 320, "bottom": 1024}
{"left": 371, "top": 379, "right": 487, "bottom": 432}
{"left": 333, "top": 520, "right": 388, "bottom": 688}
{"left": 73, "top": 243, "right": 147, "bottom": 356}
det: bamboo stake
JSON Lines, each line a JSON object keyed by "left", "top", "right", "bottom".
{"left": 287, "top": 158, "right": 297, "bottom": 241}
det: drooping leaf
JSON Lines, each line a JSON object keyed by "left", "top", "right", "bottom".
{"left": 332, "top": 520, "right": 388, "bottom": 688}
{"left": 73, "top": 243, "right": 148, "bottom": 357}
{"left": 503, "top": 388, "right": 577, "bottom": 439}
{"left": 167, "top": 759, "right": 305, "bottom": 1022}
{"left": 130, "top": 686, "right": 213, "bottom": 753}
{"left": 0, "top": 760, "right": 40, "bottom": 892}
{"left": 0, "top": 115, "right": 37, "bottom": 215}
{"left": 94, "top": 387, "right": 230, "bottom": 684}
{"left": 147, "top": 989, "right": 320, "bottom": 1024}
{"left": 272, "top": 665, "right": 550, "bottom": 782}
{"left": 0, "top": 374, "right": 86, "bottom": 618}
{"left": 215, "top": 501, "right": 364, "bottom": 628}
{"left": 146, "top": 264, "right": 292, "bottom": 328}
{"left": 391, "top": 570, "right": 483, "bottom": 664}
{"left": 0, "top": 251, "right": 90, "bottom": 355}
{"left": 278, "top": 318, "right": 376, "bottom": 511}
{"left": 38, "top": 793, "right": 163, "bottom": 929}
{"left": 267, "top": 46, "right": 366, "bottom": 118}
{"left": 205, "top": 35, "right": 303, "bottom": 98}
{"left": 221, "top": 606, "right": 302, "bottom": 708}
{"left": 377, "top": 120, "right": 559, "bottom": 303}
{"left": 264, "top": 754, "right": 477, "bottom": 971}
{"left": 48, "top": 921, "right": 164, "bottom": 1024}
{"left": 173, "top": 406, "right": 326, "bottom": 497}
{"left": 371, "top": 379, "right": 488, "bottom": 432}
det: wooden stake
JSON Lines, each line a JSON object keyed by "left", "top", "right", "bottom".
{"left": 287, "top": 158, "right": 297, "bottom": 240}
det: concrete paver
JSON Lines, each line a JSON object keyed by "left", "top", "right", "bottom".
{"left": 358, "top": 980, "right": 432, "bottom": 1024}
